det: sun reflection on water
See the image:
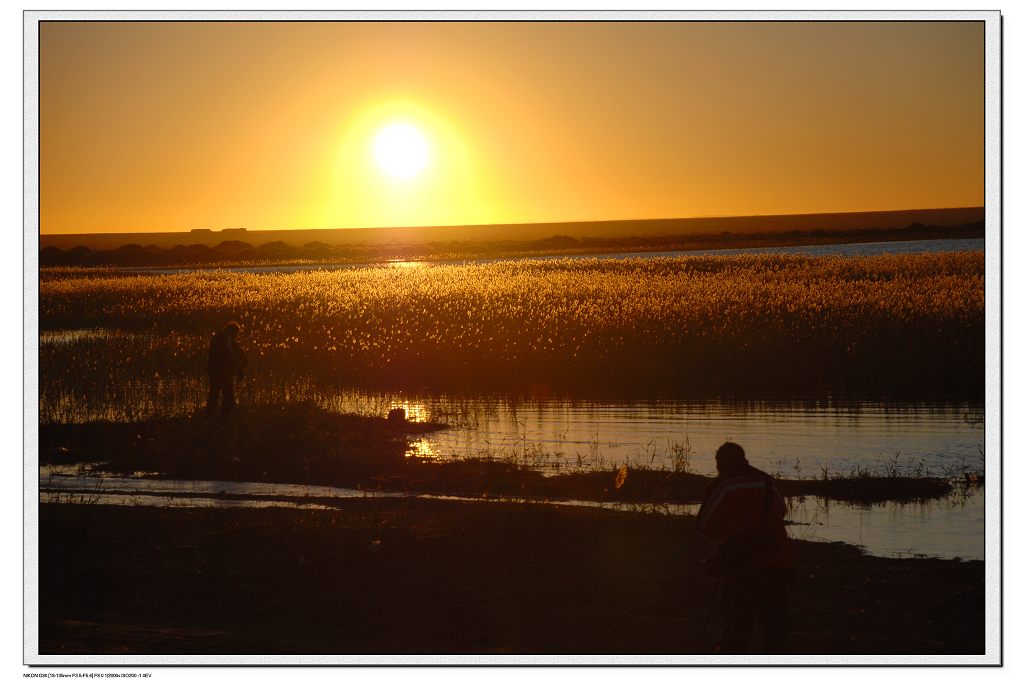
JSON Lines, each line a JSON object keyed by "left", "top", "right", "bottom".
{"left": 387, "top": 260, "right": 428, "bottom": 269}
{"left": 405, "top": 436, "right": 438, "bottom": 460}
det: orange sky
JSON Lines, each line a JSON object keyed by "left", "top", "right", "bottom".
{"left": 39, "top": 21, "right": 984, "bottom": 234}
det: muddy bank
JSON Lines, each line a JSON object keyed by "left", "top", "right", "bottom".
{"left": 40, "top": 404, "right": 960, "bottom": 505}
{"left": 37, "top": 500, "right": 984, "bottom": 656}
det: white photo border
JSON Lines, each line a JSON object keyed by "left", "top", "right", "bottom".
{"left": 23, "top": 8, "right": 1003, "bottom": 667}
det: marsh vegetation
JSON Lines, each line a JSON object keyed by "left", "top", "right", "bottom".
{"left": 40, "top": 252, "right": 984, "bottom": 425}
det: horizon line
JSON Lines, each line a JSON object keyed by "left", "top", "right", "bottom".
{"left": 40, "top": 205, "right": 985, "bottom": 237}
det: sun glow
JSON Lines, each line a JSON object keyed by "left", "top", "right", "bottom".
{"left": 373, "top": 123, "right": 430, "bottom": 180}
{"left": 326, "top": 100, "right": 491, "bottom": 228}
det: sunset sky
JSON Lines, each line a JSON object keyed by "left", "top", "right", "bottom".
{"left": 40, "top": 21, "right": 984, "bottom": 234}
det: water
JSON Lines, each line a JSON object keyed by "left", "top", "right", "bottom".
{"left": 623, "top": 236, "right": 983, "bottom": 259}
{"left": 320, "top": 392, "right": 984, "bottom": 479}
{"left": 131, "top": 237, "right": 984, "bottom": 275}
{"left": 784, "top": 489, "right": 984, "bottom": 560}
{"left": 36, "top": 383, "right": 984, "bottom": 558}
{"left": 38, "top": 467, "right": 984, "bottom": 560}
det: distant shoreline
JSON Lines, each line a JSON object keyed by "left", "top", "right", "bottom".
{"left": 40, "top": 215, "right": 984, "bottom": 269}
{"left": 40, "top": 206, "right": 984, "bottom": 251}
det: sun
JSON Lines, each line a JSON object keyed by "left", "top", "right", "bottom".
{"left": 372, "top": 122, "right": 430, "bottom": 180}
{"left": 327, "top": 101, "right": 489, "bottom": 227}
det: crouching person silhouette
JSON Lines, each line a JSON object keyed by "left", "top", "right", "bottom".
{"left": 697, "top": 442, "right": 793, "bottom": 654}
{"left": 206, "top": 321, "right": 248, "bottom": 419}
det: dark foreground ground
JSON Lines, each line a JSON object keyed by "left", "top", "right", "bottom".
{"left": 38, "top": 500, "right": 984, "bottom": 656}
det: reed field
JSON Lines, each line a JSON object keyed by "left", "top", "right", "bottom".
{"left": 38, "top": 252, "right": 984, "bottom": 422}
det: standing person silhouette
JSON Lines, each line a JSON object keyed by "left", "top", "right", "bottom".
{"left": 206, "top": 321, "right": 248, "bottom": 419}
{"left": 697, "top": 442, "right": 793, "bottom": 653}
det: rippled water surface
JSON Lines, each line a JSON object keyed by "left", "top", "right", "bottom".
{"left": 320, "top": 392, "right": 985, "bottom": 479}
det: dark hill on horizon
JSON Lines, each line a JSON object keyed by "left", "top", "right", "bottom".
{"left": 40, "top": 207, "right": 984, "bottom": 251}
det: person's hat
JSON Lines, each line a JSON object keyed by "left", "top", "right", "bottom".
{"left": 715, "top": 442, "right": 748, "bottom": 471}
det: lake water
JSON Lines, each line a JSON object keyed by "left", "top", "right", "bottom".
{"left": 318, "top": 392, "right": 985, "bottom": 479}
{"left": 322, "top": 391, "right": 985, "bottom": 560}
{"left": 133, "top": 237, "right": 984, "bottom": 275}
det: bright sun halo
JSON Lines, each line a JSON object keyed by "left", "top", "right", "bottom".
{"left": 372, "top": 123, "right": 430, "bottom": 180}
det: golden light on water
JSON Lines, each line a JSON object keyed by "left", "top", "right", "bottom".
{"left": 400, "top": 401, "right": 439, "bottom": 460}
{"left": 406, "top": 437, "right": 438, "bottom": 460}
{"left": 397, "top": 401, "right": 430, "bottom": 422}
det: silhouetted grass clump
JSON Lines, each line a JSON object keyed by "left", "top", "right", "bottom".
{"left": 40, "top": 403, "right": 445, "bottom": 488}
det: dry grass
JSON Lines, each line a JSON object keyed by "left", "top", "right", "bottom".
{"left": 40, "top": 252, "right": 984, "bottom": 422}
